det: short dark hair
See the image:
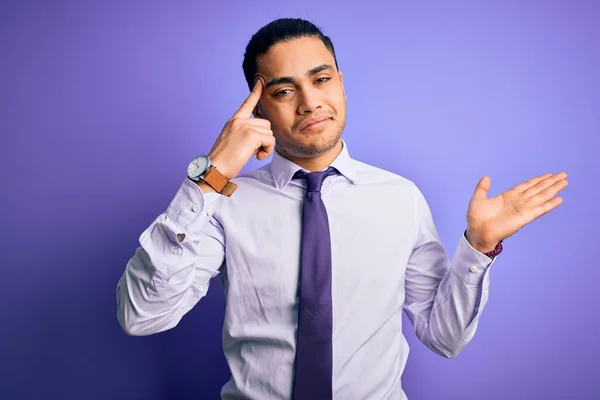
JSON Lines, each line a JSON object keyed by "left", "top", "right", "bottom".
{"left": 242, "top": 18, "right": 339, "bottom": 91}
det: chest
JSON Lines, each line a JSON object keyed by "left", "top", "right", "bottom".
{"left": 218, "top": 184, "right": 418, "bottom": 321}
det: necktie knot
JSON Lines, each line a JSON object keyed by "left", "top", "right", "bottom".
{"left": 293, "top": 166, "right": 339, "bottom": 193}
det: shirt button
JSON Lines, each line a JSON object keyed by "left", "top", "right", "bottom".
{"left": 206, "top": 209, "right": 213, "bottom": 217}
{"left": 171, "top": 247, "right": 181, "bottom": 254}
{"left": 191, "top": 203, "right": 200, "bottom": 212}
{"left": 469, "top": 266, "right": 479, "bottom": 273}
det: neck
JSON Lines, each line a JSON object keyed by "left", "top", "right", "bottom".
{"left": 277, "top": 140, "right": 344, "bottom": 172}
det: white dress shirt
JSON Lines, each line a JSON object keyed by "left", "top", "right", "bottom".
{"left": 117, "top": 139, "right": 496, "bottom": 400}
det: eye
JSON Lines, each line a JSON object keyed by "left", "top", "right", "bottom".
{"left": 315, "top": 77, "right": 331, "bottom": 84}
{"left": 275, "top": 89, "right": 292, "bottom": 97}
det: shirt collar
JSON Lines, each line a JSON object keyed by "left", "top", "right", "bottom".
{"left": 271, "top": 139, "right": 358, "bottom": 190}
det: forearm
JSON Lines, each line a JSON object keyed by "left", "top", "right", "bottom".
{"left": 117, "top": 219, "right": 199, "bottom": 336}
{"left": 409, "top": 235, "right": 495, "bottom": 358}
{"left": 116, "top": 178, "right": 225, "bottom": 336}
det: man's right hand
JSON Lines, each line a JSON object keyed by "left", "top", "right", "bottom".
{"left": 207, "top": 79, "right": 275, "bottom": 181}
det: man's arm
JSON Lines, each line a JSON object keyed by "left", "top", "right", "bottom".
{"left": 402, "top": 186, "right": 496, "bottom": 358}
{"left": 116, "top": 178, "right": 225, "bottom": 336}
{"left": 403, "top": 170, "right": 567, "bottom": 358}
{"left": 117, "top": 78, "right": 277, "bottom": 336}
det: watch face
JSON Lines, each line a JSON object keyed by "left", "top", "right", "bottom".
{"left": 187, "top": 156, "right": 210, "bottom": 179}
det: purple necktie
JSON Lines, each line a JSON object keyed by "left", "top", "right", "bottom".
{"left": 292, "top": 166, "right": 339, "bottom": 400}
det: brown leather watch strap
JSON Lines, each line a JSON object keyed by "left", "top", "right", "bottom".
{"left": 202, "top": 166, "right": 238, "bottom": 196}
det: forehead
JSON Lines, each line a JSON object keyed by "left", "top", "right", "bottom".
{"left": 256, "top": 36, "right": 336, "bottom": 78}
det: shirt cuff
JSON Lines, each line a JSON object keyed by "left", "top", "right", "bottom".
{"left": 451, "top": 234, "right": 496, "bottom": 285}
{"left": 165, "top": 177, "right": 224, "bottom": 237}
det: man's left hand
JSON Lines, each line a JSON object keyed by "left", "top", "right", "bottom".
{"left": 465, "top": 172, "right": 568, "bottom": 254}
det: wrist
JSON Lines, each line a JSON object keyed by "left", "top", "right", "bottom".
{"left": 465, "top": 228, "right": 497, "bottom": 254}
{"left": 187, "top": 155, "right": 238, "bottom": 196}
{"left": 208, "top": 155, "right": 235, "bottom": 180}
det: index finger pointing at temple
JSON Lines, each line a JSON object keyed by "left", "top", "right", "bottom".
{"left": 232, "top": 78, "right": 264, "bottom": 118}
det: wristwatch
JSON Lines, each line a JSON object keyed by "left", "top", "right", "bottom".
{"left": 187, "top": 155, "right": 238, "bottom": 197}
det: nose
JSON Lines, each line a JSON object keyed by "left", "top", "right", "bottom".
{"left": 297, "top": 86, "right": 322, "bottom": 114}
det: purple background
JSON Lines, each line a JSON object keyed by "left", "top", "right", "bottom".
{"left": 1, "top": 1, "right": 598, "bottom": 399}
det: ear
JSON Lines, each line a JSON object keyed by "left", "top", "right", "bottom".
{"left": 339, "top": 71, "right": 347, "bottom": 102}
{"left": 252, "top": 103, "right": 264, "bottom": 119}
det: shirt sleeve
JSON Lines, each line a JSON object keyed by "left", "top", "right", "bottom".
{"left": 402, "top": 184, "right": 497, "bottom": 358}
{"left": 116, "top": 178, "right": 226, "bottom": 336}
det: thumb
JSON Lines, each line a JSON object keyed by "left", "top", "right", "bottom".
{"left": 473, "top": 176, "right": 491, "bottom": 199}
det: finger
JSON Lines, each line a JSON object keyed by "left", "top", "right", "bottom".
{"left": 523, "top": 172, "right": 568, "bottom": 198}
{"left": 513, "top": 173, "right": 553, "bottom": 193}
{"left": 255, "top": 135, "right": 276, "bottom": 161}
{"left": 249, "top": 129, "right": 275, "bottom": 147}
{"left": 247, "top": 126, "right": 273, "bottom": 137}
{"left": 241, "top": 117, "right": 272, "bottom": 129}
{"left": 528, "top": 178, "right": 568, "bottom": 205}
{"left": 473, "top": 176, "right": 491, "bottom": 199}
{"left": 256, "top": 149, "right": 271, "bottom": 161}
{"left": 531, "top": 196, "right": 563, "bottom": 219}
{"left": 233, "top": 78, "right": 263, "bottom": 119}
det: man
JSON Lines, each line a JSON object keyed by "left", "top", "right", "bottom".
{"left": 117, "top": 18, "right": 568, "bottom": 400}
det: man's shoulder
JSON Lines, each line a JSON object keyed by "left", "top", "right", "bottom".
{"left": 231, "top": 163, "right": 273, "bottom": 185}
{"left": 351, "top": 158, "right": 417, "bottom": 190}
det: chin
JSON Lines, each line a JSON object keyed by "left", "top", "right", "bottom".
{"left": 285, "top": 133, "right": 342, "bottom": 158}
{"left": 275, "top": 118, "right": 345, "bottom": 158}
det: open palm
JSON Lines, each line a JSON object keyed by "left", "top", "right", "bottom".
{"left": 466, "top": 172, "right": 568, "bottom": 251}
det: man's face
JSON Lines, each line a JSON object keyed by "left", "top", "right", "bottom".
{"left": 254, "top": 36, "right": 347, "bottom": 159}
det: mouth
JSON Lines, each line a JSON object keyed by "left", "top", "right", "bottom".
{"left": 298, "top": 116, "right": 332, "bottom": 133}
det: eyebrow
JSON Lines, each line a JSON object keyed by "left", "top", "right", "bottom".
{"left": 264, "top": 64, "right": 334, "bottom": 89}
